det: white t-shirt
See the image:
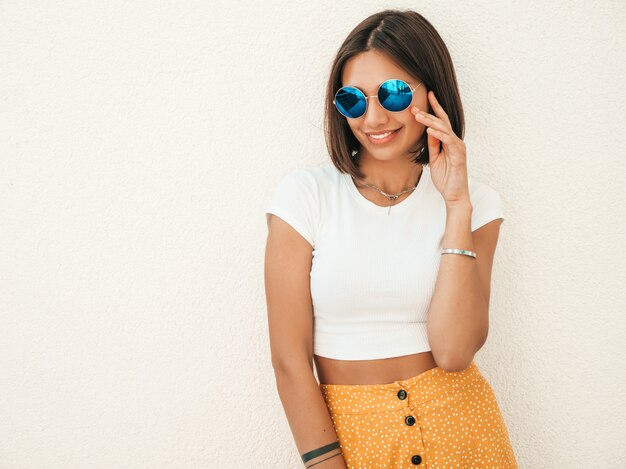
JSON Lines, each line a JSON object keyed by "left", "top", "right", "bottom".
{"left": 265, "top": 161, "right": 504, "bottom": 360}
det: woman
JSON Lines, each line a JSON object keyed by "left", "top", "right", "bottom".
{"left": 264, "top": 8, "right": 518, "bottom": 468}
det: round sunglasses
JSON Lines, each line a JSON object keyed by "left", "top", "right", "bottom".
{"left": 333, "top": 79, "right": 422, "bottom": 119}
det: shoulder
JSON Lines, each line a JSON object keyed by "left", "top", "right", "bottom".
{"left": 468, "top": 173, "right": 500, "bottom": 199}
{"left": 275, "top": 161, "right": 340, "bottom": 195}
{"left": 467, "top": 174, "right": 505, "bottom": 232}
{"left": 291, "top": 161, "right": 339, "bottom": 184}
{"left": 266, "top": 162, "right": 340, "bottom": 248}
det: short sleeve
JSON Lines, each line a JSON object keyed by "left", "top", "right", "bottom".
{"left": 265, "top": 169, "right": 320, "bottom": 248}
{"left": 470, "top": 183, "right": 505, "bottom": 232}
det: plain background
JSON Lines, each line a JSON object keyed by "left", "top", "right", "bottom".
{"left": 1, "top": 1, "right": 625, "bottom": 468}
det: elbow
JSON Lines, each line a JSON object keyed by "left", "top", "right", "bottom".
{"left": 432, "top": 326, "right": 488, "bottom": 373}
{"left": 271, "top": 355, "right": 314, "bottom": 378}
{"left": 430, "top": 341, "right": 476, "bottom": 373}
{"left": 435, "top": 352, "right": 475, "bottom": 373}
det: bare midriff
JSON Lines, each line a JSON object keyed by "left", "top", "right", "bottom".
{"left": 314, "top": 351, "right": 438, "bottom": 385}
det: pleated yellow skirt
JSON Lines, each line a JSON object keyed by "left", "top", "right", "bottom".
{"left": 319, "top": 361, "right": 518, "bottom": 468}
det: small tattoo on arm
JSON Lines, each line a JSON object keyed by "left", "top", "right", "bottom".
{"left": 305, "top": 451, "right": 342, "bottom": 467}
{"left": 301, "top": 440, "right": 341, "bottom": 465}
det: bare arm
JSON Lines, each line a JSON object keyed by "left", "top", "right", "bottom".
{"left": 427, "top": 202, "right": 503, "bottom": 371}
{"left": 265, "top": 214, "right": 347, "bottom": 468}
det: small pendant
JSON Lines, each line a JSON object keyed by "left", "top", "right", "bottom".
{"left": 387, "top": 195, "right": 396, "bottom": 216}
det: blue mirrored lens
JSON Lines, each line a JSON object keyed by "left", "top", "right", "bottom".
{"left": 379, "top": 79, "right": 413, "bottom": 112}
{"left": 334, "top": 87, "right": 367, "bottom": 118}
{"left": 334, "top": 80, "right": 414, "bottom": 118}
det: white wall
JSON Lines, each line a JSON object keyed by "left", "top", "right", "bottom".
{"left": 1, "top": 1, "right": 625, "bottom": 468}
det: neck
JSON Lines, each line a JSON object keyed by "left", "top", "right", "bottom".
{"left": 355, "top": 153, "right": 423, "bottom": 194}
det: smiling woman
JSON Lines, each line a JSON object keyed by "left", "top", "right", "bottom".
{"left": 264, "top": 8, "right": 515, "bottom": 469}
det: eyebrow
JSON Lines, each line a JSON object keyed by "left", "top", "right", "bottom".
{"left": 344, "top": 78, "right": 414, "bottom": 91}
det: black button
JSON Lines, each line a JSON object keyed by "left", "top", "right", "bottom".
{"left": 405, "top": 415, "right": 416, "bottom": 426}
{"left": 411, "top": 454, "right": 422, "bottom": 465}
{"left": 397, "top": 389, "right": 407, "bottom": 400}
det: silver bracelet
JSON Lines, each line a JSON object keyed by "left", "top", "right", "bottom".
{"left": 441, "top": 248, "right": 477, "bottom": 259}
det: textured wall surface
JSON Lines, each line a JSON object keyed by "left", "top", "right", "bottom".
{"left": 1, "top": 1, "right": 625, "bottom": 468}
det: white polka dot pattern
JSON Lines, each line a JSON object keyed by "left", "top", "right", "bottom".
{"left": 319, "top": 361, "right": 518, "bottom": 468}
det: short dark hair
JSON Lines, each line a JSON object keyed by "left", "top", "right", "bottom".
{"left": 324, "top": 9, "right": 465, "bottom": 180}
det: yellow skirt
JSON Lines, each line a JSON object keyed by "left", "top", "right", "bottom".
{"left": 319, "top": 361, "right": 518, "bottom": 468}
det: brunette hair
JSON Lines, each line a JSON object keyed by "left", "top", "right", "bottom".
{"left": 324, "top": 9, "right": 465, "bottom": 179}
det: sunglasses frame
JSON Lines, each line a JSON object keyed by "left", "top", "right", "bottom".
{"left": 333, "top": 78, "right": 423, "bottom": 119}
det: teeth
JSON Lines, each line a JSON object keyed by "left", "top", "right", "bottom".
{"left": 370, "top": 130, "right": 395, "bottom": 139}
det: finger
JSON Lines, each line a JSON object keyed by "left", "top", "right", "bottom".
{"left": 428, "top": 91, "right": 452, "bottom": 127}
{"left": 426, "top": 127, "right": 454, "bottom": 145}
{"left": 426, "top": 129, "right": 441, "bottom": 162}
{"left": 412, "top": 107, "right": 448, "bottom": 133}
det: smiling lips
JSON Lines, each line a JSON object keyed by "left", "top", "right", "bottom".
{"left": 366, "top": 127, "right": 401, "bottom": 144}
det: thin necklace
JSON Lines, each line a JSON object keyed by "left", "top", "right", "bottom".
{"left": 351, "top": 165, "right": 423, "bottom": 216}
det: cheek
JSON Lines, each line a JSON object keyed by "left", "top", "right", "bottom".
{"left": 402, "top": 114, "right": 428, "bottom": 144}
{"left": 406, "top": 113, "right": 425, "bottom": 133}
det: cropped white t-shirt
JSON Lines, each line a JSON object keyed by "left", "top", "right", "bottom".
{"left": 265, "top": 161, "right": 504, "bottom": 360}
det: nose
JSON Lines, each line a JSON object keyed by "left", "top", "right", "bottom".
{"left": 363, "top": 96, "right": 390, "bottom": 127}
